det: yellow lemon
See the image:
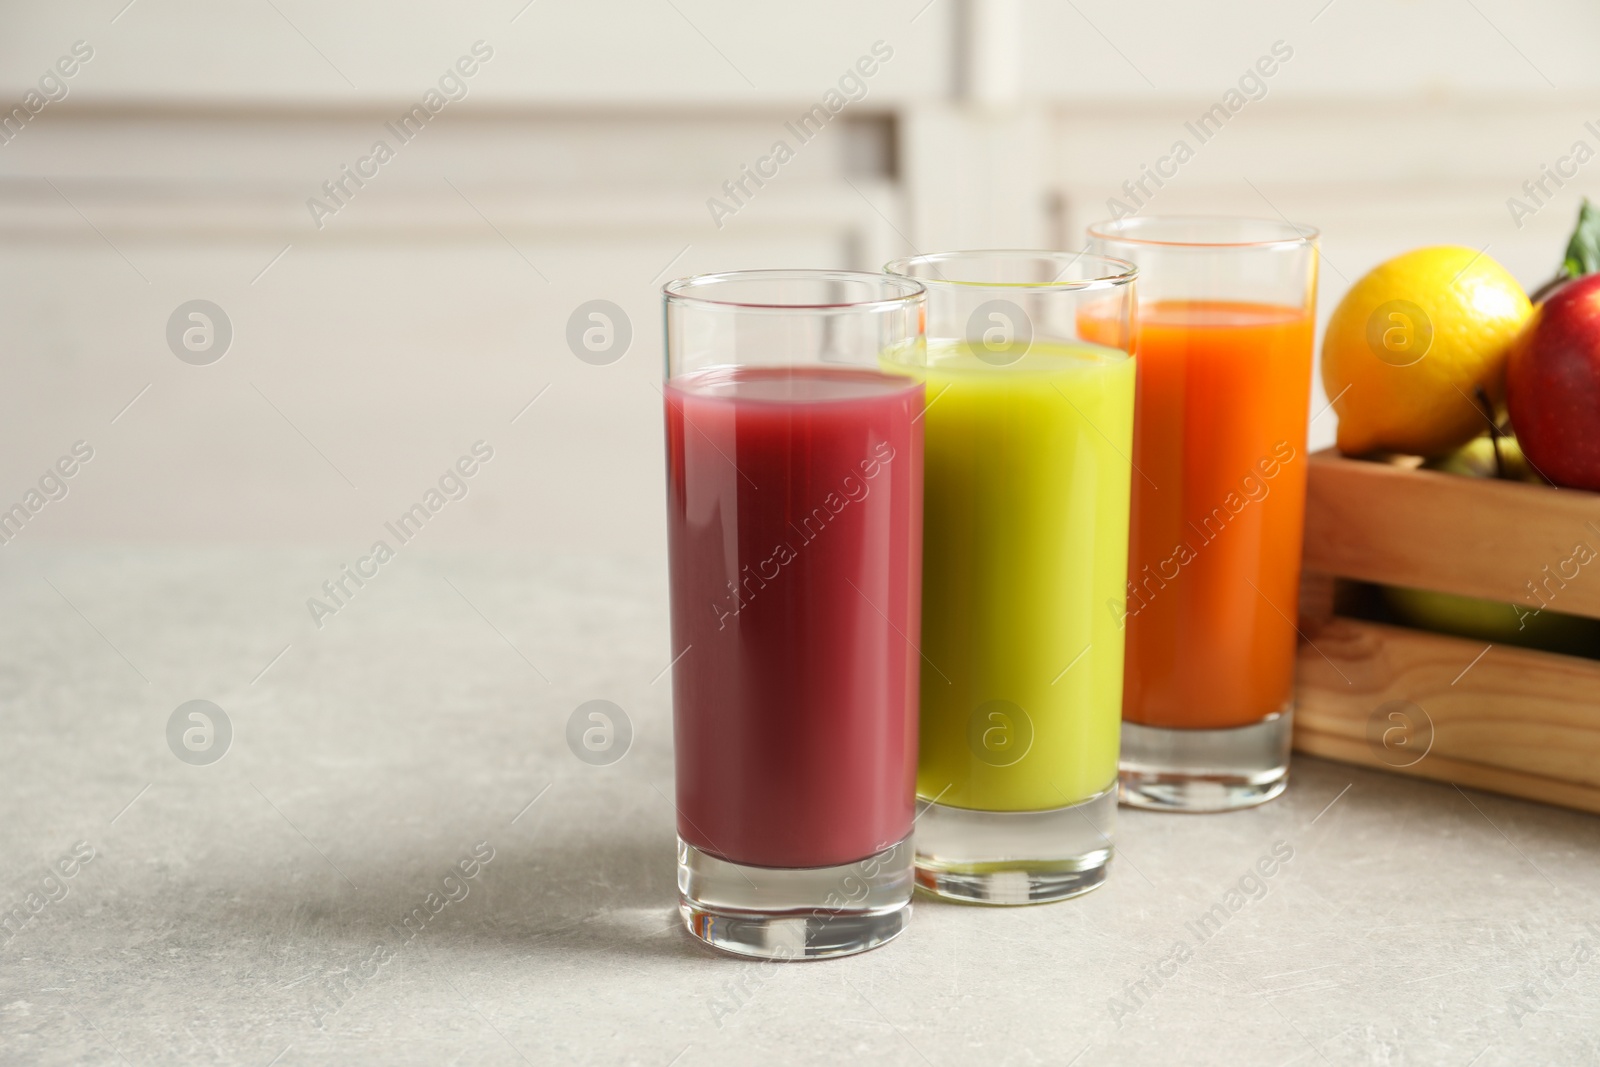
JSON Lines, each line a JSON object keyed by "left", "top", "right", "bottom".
{"left": 1322, "top": 246, "right": 1531, "bottom": 457}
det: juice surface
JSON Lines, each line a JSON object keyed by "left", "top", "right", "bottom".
{"left": 664, "top": 365, "right": 923, "bottom": 869}
{"left": 897, "top": 340, "right": 1134, "bottom": 812}
{"left": 1120, "top": 300, "right": 1314, "bottom": 729}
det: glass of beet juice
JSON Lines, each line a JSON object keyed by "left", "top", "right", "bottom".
{"left": 662, "top": 270, "right": 926, "bottom": 959}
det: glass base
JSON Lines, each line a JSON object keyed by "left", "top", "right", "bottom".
{"left": 1118, "top": 708, "right": 1293, "bottom": 813}
{"left": 912, "top": 786, "right": 1114, "bottom": 905}
{"left": 677, "top": 836, "right": 913, "bottom": 960}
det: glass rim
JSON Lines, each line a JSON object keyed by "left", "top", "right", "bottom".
{"left": 662, "top": 268, "right": 926, "bottom": 312}
{"left": 1085, "top": 215, "right": 1319, "bottom": 249}
{"left": 884, "top": 249, "right": 1137, "bottom": 292}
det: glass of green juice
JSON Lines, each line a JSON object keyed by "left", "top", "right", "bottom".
{"left": 883, "top": 250, "right": 1137, "bottom": 905}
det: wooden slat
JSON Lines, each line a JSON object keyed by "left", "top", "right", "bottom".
{"left": 1293, "top": 617, "right": 1600, "bottom": 813}
{"left": 1302, "top": 449, "right": 1600, "bottom": 621}
{"left": 1298, "top": 569, "right": 1337, "bottom": 631}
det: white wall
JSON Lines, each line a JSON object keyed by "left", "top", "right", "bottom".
{"left": 1, "top": 0, "right": 1595, "bottom": 554}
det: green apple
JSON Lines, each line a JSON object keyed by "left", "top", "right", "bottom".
{"left": 1382, "top": 585, "right": 1600, "bottom": 655}
{"left": 1380, "top": 435, "right": 1599, "bottom": 656}
{"left": 1422, "top": 433, "right": 1543, "bottom": 483}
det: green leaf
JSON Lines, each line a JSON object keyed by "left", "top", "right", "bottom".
{"left": 1561, "top": 198, "right": 1600, "bottom": 278}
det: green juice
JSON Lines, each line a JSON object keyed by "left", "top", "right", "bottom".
{"left": 895, "top": 339, "right": 1135, "bottom": 812}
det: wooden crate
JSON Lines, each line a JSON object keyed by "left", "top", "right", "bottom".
{"left": 1292, "top": 448, "right": 1600, "bottom": 814}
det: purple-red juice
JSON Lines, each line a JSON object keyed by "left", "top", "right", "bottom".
{"left": 664, "top": 365, "right": 923, "bottom": 870}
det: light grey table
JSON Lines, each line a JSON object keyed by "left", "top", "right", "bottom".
{"left": 2, "top": 548, "right": 1597, "bottom": 1066}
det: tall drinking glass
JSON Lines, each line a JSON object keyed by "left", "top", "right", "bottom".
{"left": 1086, "top": 217, "right": 1319, "bottom": 812}
{"left": 884, "top": 251, "right": 1136, "bottom": 904}
{"left": 663, "top": 270, "right": 926, "bottom": 958}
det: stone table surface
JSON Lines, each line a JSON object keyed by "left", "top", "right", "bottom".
{"left": 2, "top": 547, "right": 1598, "bottom": 1067}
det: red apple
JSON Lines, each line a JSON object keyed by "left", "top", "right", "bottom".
{"left": 1506, "top": 273, "right": 1600, "bottom": 491}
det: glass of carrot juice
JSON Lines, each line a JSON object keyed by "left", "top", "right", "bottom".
{"left": 1086, "top": 217, "right": 1319, "bottom": 812}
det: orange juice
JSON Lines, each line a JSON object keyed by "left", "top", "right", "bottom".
{"left": 1118, "top": 300, "right": 1314, "bottom": 729}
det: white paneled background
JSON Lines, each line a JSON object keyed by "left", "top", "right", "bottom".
{"left": 1, "top": 0, "right": 1595, "bottom": 557}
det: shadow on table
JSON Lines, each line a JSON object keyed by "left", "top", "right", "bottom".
{"left": 146, "top": 810, "right": 709, "bottom": 970}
